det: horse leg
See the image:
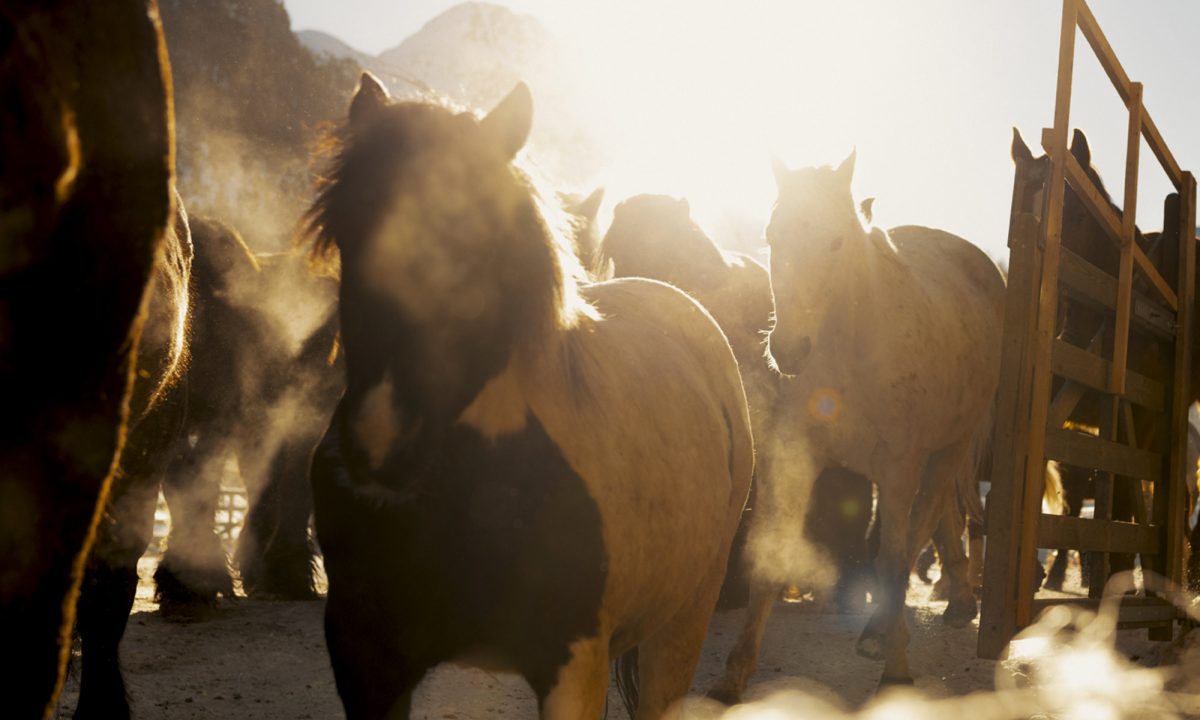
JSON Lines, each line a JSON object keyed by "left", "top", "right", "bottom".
{"left": 708, "top": 576, "right": 783, "bottom": 704}
{"left": 930, "top": 501, "right": 976, "bottom": 627}
{"left": 537, "top": 637, "right": 610, "bottom": 720}
{"left": 156, "top": 429, "right": 233, "bottom": 619}
{"left": 74, "top": 472, "right": 160, "bottom": 719}
{"left": 857, "top": 453, "right": 936, "bottom": 684}
{"left": 634, "top": 559, "right": 727, "bottom": 718}
{"left": 1046, "top": 465, "right": 1086, "bottom": 591}
{"left": 236, "top": 434, "right": 319, "bottom": 599}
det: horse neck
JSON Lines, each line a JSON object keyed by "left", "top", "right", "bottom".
{"left": 821, "top": 224, "right": 915, "bottom": 350}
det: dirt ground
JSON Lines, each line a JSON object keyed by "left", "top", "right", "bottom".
{"left": 52, "top": 551, "right": 1200, "bottom": 720}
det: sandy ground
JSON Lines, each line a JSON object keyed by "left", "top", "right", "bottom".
{"left": 51, "top": 550, "right": 1199, "bottom": 720}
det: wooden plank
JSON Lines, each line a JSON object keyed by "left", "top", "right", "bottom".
{"left": 1111, "top": 83, "right": 1142, "bottom": 394}
{"left": 1142, "top": 112, "right": 1186, "bottom": 192}
{"left": 1075, "top": 0, "right": 1133, "bottom": 104}
{"left": 1075, "top": 0, "right": 1184, "bottom": 188}
{"left": 1132, "top": 243, "right": 1179, "bottom": 310}
{"left": 1058, "top": 248, "right": 1177, "bottom": 340}
{"left": 1036, "top": 514, "right": 1160, "bottom": 554}
{"left": 1164, "top": 173, "right": 1196, "bottom": 590}
{"left": 1044, "top": 429, "right": 1161, "bottom": 480}
{"left": 1047, "top": 327, "right": 1104, "bottom": 429}
{"left": 978, "top": 211, "right": 1042, "bottom": 660}
{"left": 1050, "top": 339, "right": 1165, "bottom": 412}
{"left": 1016, "top": 0, "right": 1079, "bottom": 630}
{"left": 1033, "top": 596, "right": 1178, "bottom": 627}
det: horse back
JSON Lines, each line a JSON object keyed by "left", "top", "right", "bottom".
{"left": 529, "top": 277, "right": 754, "bottom": 643}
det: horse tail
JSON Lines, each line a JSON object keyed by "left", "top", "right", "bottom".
{"left": 1043, "top": 460, "right": 1065, "bottom": 515}
{"left": 958, "top": 395, "right": 995, "bottom": 530}
{"left": 612, "top": 647, "right": 639, "bottom": 719}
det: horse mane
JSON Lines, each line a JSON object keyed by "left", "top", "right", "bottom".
{"left": 301, "top": 94, "right": 594, "bottom": 347}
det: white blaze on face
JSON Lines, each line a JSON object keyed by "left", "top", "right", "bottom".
{"left": 355, "top": 368, "right": 399, "bottom": 471}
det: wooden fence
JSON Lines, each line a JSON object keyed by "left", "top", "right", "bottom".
{"left": 978, "top": 0, "right": 1197, "bottom": 659}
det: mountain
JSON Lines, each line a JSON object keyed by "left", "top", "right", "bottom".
{"left": 297, "top": 2, "right": 603, "bottom": 186}
{"left": 160, "top": 0, "right": 360, "bottom": 250}
{"left": 297, "top": 30, "right": 375, "bottom": 69}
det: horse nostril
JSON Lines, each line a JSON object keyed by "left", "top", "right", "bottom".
{"left": 798, "top": 335, "right": 812, "bottom": 359}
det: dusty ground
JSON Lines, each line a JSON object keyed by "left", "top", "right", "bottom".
{"left": 52, "top": 550, "right": 1199, "bottom": 720}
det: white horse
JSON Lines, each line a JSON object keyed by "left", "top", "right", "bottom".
{"left": 712, "top": 151, "right": 1005, "bottom": 693}
{"left": 305, "top": 75, "right": 753, "bottom": 719}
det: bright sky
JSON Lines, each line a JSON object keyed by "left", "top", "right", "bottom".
{"left": 283, "top": 0, "right": 1199, "bottom": 261}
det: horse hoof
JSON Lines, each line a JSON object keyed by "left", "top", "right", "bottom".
{"left": 856, "top": 633, "right": 885, "bottom": 660}
{"left": 706, "top": 685, "right": 741, "bottom": 706}
{"left": 942, "top": 599, "right": 978, "bottom": 628}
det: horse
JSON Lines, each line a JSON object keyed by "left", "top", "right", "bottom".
{"left": 597, "top": 193, "right": 875, "bottom": 610}
{"left": 74, "top": 195, "right": 193, "bottom": 720}
{"left": 156, "top": 217, "right": 340, "bottom": 611}
{"left": 711, "top": 151, "right": 1005, "bottom": 693}
{"left": 304, "top": 74, "right": 753, "bottom": 719}
{"left": 0, "top": 2, "right": 173, "bottom": 717}
{"left": 1011, "top": 128, "right": 1183, "bottom": 593}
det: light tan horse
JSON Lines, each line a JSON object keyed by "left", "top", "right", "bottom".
{"left": 712, "top": 151, "right": 1005, "bottom": 693}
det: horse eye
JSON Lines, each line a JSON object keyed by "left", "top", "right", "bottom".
{"left": 830, "top": 237, "right": 843, "bottom": 251}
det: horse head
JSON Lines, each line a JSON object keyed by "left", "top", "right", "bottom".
{"left": 600, "top": 194, "right": 725, "bottom": 285}
{"left": 307, "top": 73, "right": 571, "bottom": 419}
{"left": 765, "top": 150, "right": 864, "bottom": 375}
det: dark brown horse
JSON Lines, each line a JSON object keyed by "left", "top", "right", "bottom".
{"left": 0, "top": 3, "right": 173, "bottom": 717}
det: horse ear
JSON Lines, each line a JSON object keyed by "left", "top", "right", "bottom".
{"left": 836, "top": 148, "right": 856, "bottom": 184}
{"left": 860, "top": 197, "right": 875, "bottom": 224}
{"left": 577, "top": 187, "right": 604, "bottom": 222}
{"left": 1011, "top": 127, "right": 1034, "bottom": 165}
{"left": 349, "top": 72, "right": 390, "bottom": 129}
{"left": 771, "top": 156, "right": 789, "bottom": 189}
{"left": 1070, "top": 128, "right": 1092, "bottom": 166}
{"left": 481, "top": 82, "right": 533, "bottom": 160}
{"left": 676, "top": 197, "right": 691, "bottom": 218}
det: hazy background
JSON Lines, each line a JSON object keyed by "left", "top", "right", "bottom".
{"left": 282, "top": 0, "right": 1200, "bottom": 262}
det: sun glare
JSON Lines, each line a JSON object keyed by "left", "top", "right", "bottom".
{"left": 523, "top": 0, "right": 1020, "bottom": 257}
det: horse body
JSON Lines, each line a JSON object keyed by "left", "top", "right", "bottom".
{"left": 75, "top": 197, "right": 193, "bottom": 720}
{"left": 715, "top": 153, "right": 1003, "bottom": 694}
{"left": 309, "top": 75, "right": 751, "bottom": 719}
{"left": 0, "top": 3, "right": 173, "bottom": 715}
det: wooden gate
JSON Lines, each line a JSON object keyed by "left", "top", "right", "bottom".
{"left": 978, "top": 0, "right": 1197, "bottom": 659}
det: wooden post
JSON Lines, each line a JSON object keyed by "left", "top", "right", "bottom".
{"left": 1111, "top": 83, "right": 1141, "bottom": 395}
{"left": 1016, "top": 0, "right": 1078, "bottom": 629}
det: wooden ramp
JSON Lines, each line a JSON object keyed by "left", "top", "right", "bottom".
{"left": 978, "top": 0, "right": 1197, "bottom": 659}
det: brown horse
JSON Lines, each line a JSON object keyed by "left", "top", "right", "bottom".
{"left": 0, "top": 2, "right": 173, "bottom": 717}
{"left": 306, "top": 75, "right": 752, "bottom": 719}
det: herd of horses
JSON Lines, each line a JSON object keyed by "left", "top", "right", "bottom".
{"left": 4, "top": 2, "right": 1197, "bottom": 720}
